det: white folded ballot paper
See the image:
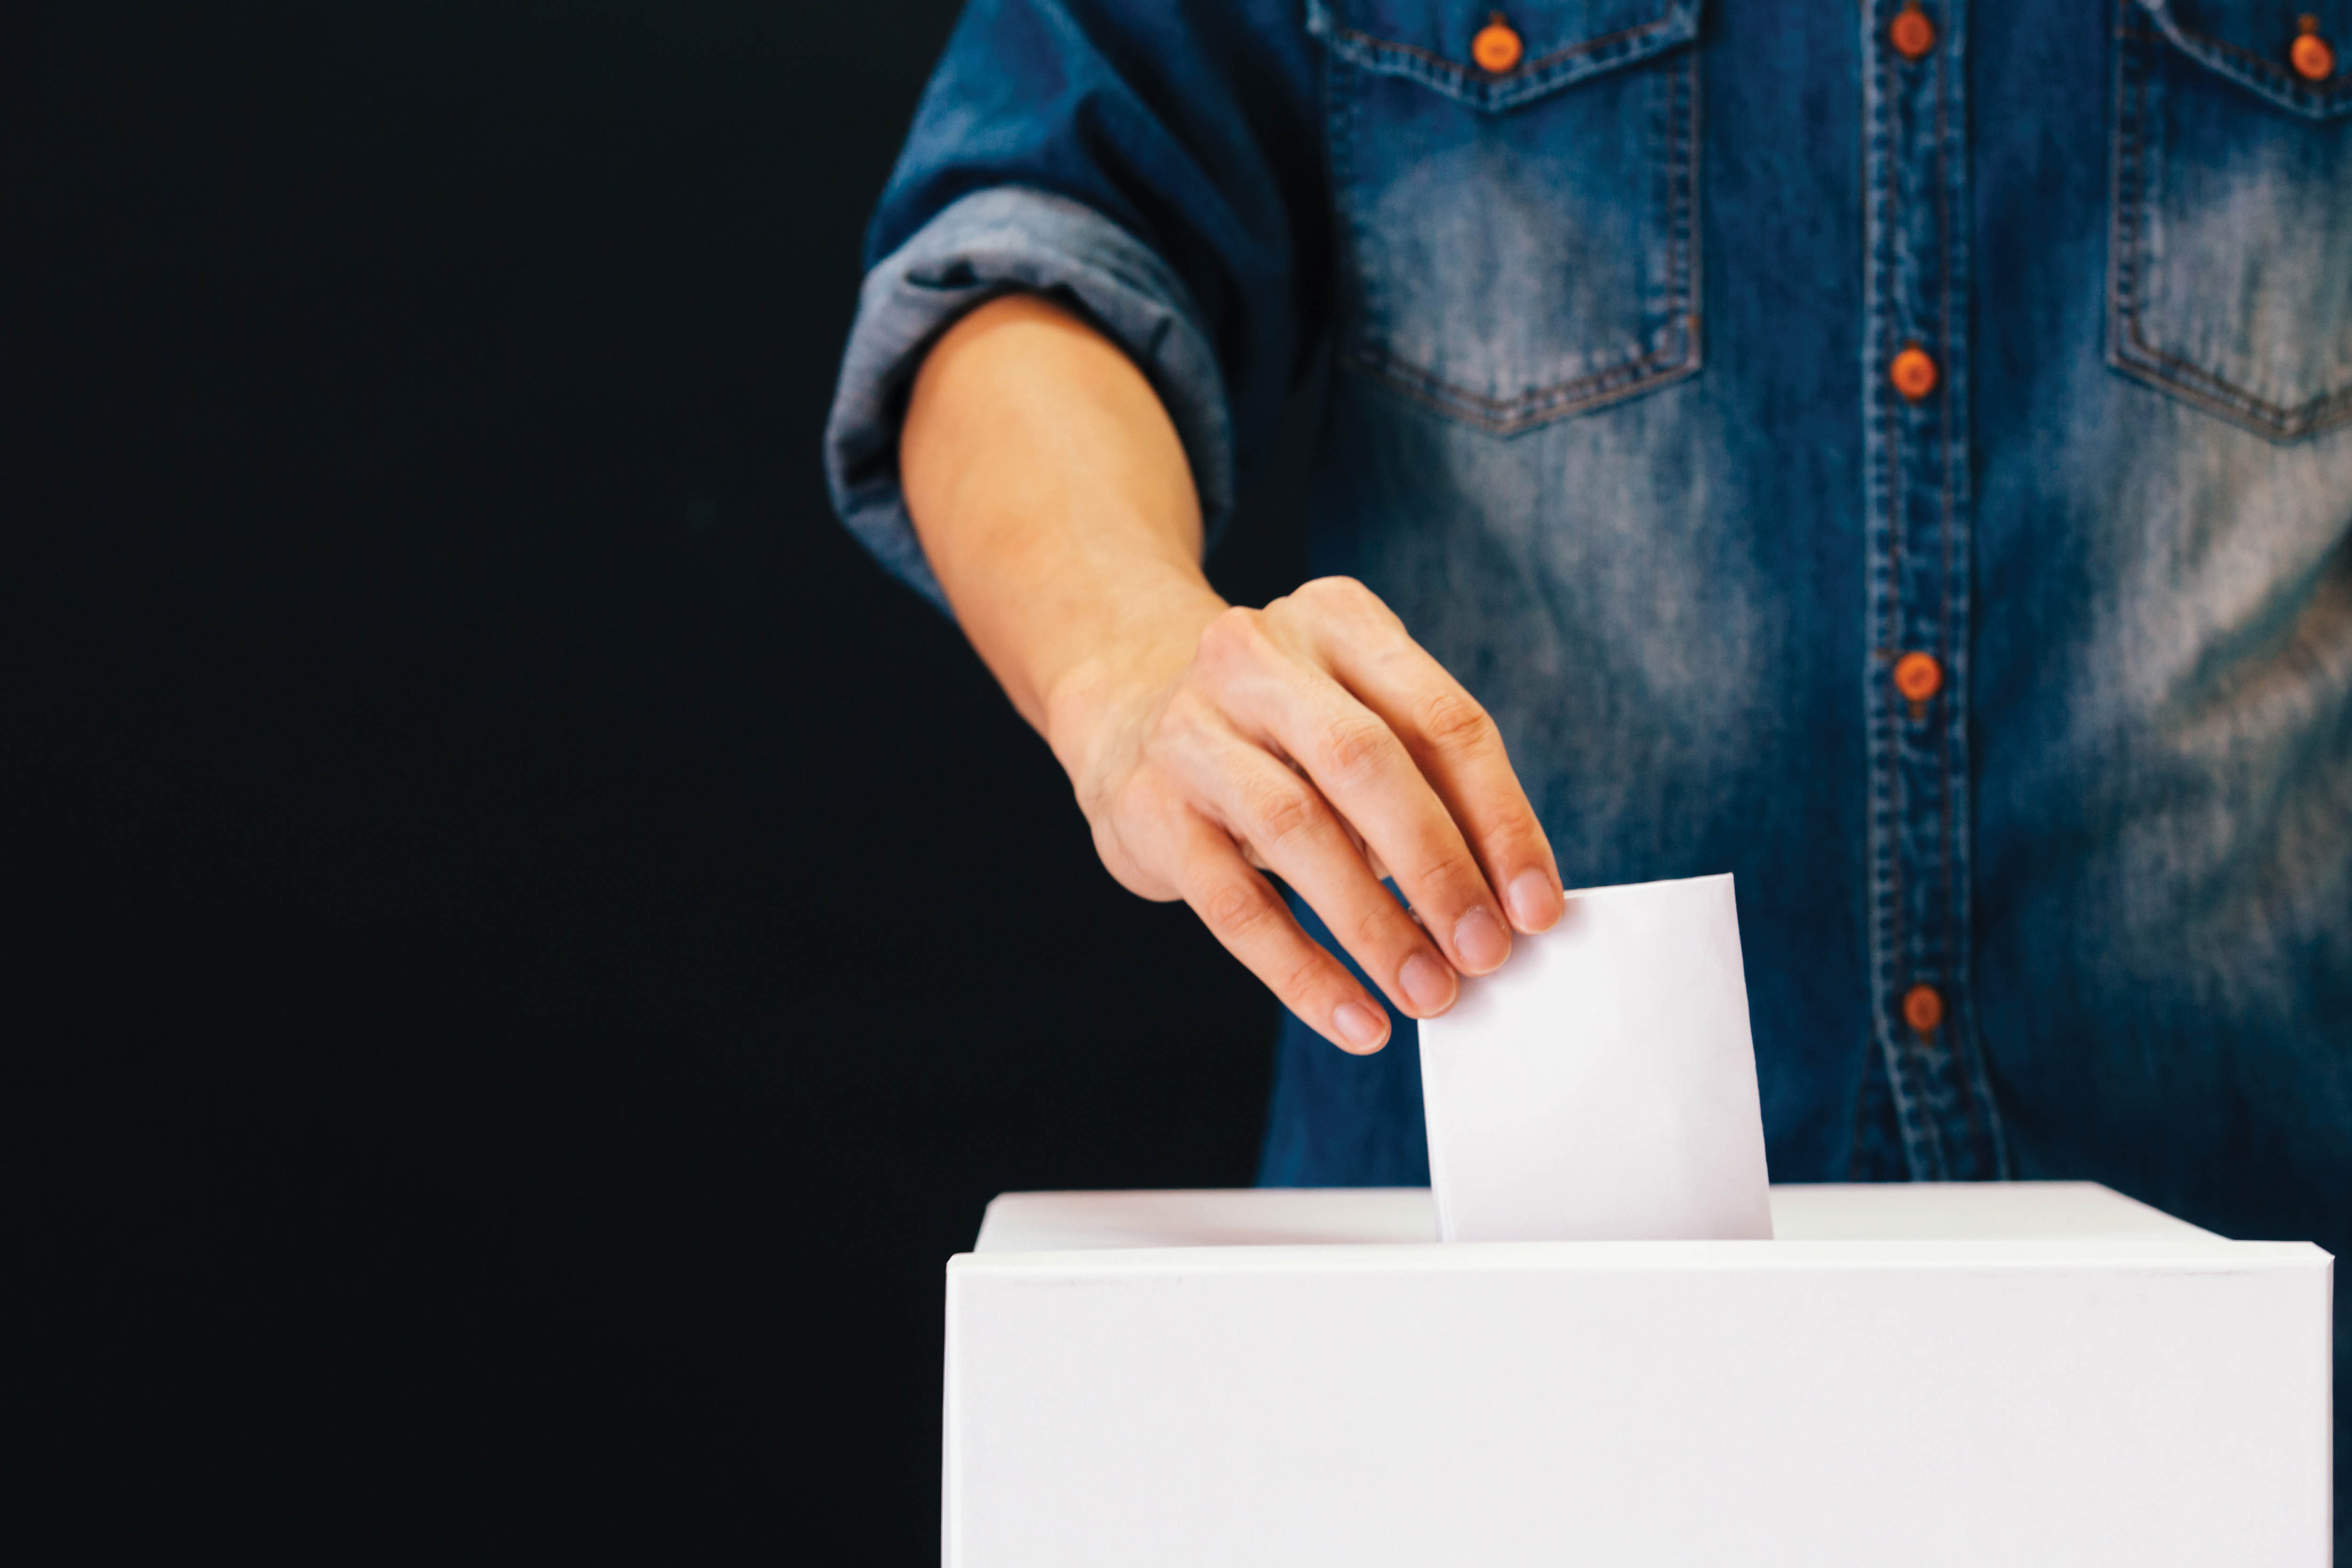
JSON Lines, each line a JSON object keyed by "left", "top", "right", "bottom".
{"left": 1417, "top": 871, "right": 1773, "bottom": 1242}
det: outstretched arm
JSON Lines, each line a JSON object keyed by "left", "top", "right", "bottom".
{"left": 903, "top": 293, "right": 1564, "bottom": 1052}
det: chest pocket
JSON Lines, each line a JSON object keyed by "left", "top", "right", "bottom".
{"left": 1306, "top": 0, "right": 1703, "bottom": 434}
{"left": 2112, "top": 0, "right": 2352, "bottom": 440}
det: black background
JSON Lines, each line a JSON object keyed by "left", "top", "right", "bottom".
{"left": 8, "top": 4, "right": 1311, "bottom": 1557}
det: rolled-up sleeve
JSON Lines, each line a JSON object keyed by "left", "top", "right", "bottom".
{"left": 822, "top": 0, "right": 1325, "bottom": 612}
{"left": 826, "top": 188, "right": 1233, "bottom": 611}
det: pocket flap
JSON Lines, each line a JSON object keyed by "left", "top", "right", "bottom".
{"left": 1306, "top": 0, "right": 1700, "bottom": 112}
{"left": 2131, "top": 0, "right": 2352, "bottom": 119}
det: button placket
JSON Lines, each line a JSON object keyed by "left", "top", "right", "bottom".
{"left": 1860, "top": 0, "right": 2007, "bottom": 1180}
{"left": 1890, "top": 4, "right": 1936, "bottom": 61}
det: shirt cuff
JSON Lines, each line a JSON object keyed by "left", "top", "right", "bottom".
{"left": 823, "top": 185, "right": 1236, "bottom": 613}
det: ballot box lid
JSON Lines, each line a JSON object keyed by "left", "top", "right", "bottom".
{"left": 969, "top": 1181, "right": 2220, "bottom": 1254}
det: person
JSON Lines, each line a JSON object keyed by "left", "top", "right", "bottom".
{"left": 826, "top": 0, "right": 2348, "bottom": 1531}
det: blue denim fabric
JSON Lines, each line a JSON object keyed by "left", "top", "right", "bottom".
{"left": 828, "top": 0, "right": 2352, "bottom": 1531}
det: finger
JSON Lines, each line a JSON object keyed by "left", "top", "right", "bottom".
{"left": 1302, "top": 595, "right": 1564, "bottom": 934}
{"left": 1237, "top": 769, "right": 1391, "bottom": 882}
{"left": 1173, "top": 724, "right": 1459, "bottom": 1020}
{"left": 1195, "top": 607, "right": 1511, "bottom": 976}
{"left": 1169, "top": 810, "right": 1394, "bottom": 1054}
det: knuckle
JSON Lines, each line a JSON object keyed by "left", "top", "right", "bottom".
{"left": 1203, "top": 877, "right": 1272, "bottom": 934}
{"left": 1279, "top": 946, "right": 1337, "bottom": 1002}
{"left": 1248, "top": 780, "right": 1320, "bottom": 846}
{"left": 1194, "top": 605, "right": 1267, "bottom": 669}
{"left": 1349, "top": 902, "right": 1405, "bottom": 955}
{"left": 1410, "top": 851, "right": 1486, "bottom": 903}
{"left": 1294, "top": 575, "right": 1375, "bottom": 613}
{"left": 1419, "top": 690, "right": 1497, "bottom": 752}
{"left": 1481, "top": 817, "right": 1548, "bottom": 864}
{"left": 1317, "top": 715, "right": 1395, "bottom": 784}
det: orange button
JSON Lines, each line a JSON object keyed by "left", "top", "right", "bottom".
{"left": 1890, "top": 3, "right": 1936, "bottom": 59}
{"left": 1902, "top": 983, "right": 1945, "bottom": 1034}
{"left": 2291, "top": 16, "right": 2335, "bottom": 81}
{"left": 1893, "top": 650, "right": 1943, "bottom": 702}
{"left": 1472, "top": 14, "right": 1525, "bottom": 73}
{"left": 1890, "top": 345, "right": 1939, "bottom": 400}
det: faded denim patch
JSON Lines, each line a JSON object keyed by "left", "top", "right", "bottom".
{"left": 1312, "top": 0, "right": 1703, "bottom": 431}
{"left": 2112, "top": 0, "right": 2352, "bottom": 438}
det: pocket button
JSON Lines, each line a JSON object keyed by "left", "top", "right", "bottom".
{"left": 1472, "top": 15, "right": 1524, "bottom": 74}
{"left": 2290, "top": 16, "right": 2334, "bottom": 82}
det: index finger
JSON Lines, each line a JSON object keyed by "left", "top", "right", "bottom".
{"left": 1317, "top": 622, "right": 1563, "bottom": 935}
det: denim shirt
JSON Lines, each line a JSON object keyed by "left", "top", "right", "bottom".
{"left": 827, "top": 0, "right": 2350, "bottom": 1515}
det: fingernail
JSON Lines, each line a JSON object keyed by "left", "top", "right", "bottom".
{"left": 1399, "top": 952, "right": 1456, "bottom": 1017}
{"left": 1452, "top": 906, "right": 1510, "bottom": 973}
{"left": 1507, "top": 868, "right": 1563, "bottom": 932}
{"left": 1334, "top": 1000, "right": 1389, "bottom": 1052}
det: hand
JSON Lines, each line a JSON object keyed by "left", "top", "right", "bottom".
{"left": 894, "top": 294, "right": 1560, "bottom": 1048}
{"left": 1049, "top": 576, "right": 1564, "bottom": 1053}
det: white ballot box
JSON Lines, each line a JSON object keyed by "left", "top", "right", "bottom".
{"left": 944, "top": 1184, "right": 2331, "bottom": 1568}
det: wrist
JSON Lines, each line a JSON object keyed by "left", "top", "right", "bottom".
{"left": 1040, "top": 585, "right": 1224, "bottom": 804}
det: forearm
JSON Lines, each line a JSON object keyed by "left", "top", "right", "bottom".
{"left": 900, "top": 293, "right": 1224, "bottom": 781}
